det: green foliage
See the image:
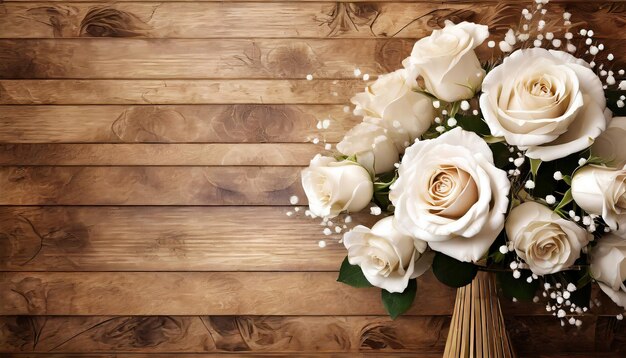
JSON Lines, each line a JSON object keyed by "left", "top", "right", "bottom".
{"left": 455, "top": 114, "right": 491, "bottom": 136}
{"left": 530, "top": 150, "right": 584, "bottom": 199}
{"left": 530, "top": 158, "right": 541, "bottom": 177}
{"left": 381, "top": 279, "right": 417, "bottom": 319}
{"left": 555, "top": 189, "right": 573, "bottom": 211}
{"left": 373, "top": 171, "right": 397, "bottom": 192}
{"left": 432, "top": 252, "right": 478, "bottom": 288}
{"left": 337, "top": 257, "right": 373, "bottom": 288}
{"left": 497, "top": 270, "right": 539, "bottom": 301}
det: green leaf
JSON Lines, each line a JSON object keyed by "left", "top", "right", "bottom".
{"left": 497, "top": 271, "right": 539, "bottom": 301}
{"left": 483, "top": 135, "right": 506, "bottom": 144}
{"left": 373, "top": 171, "right": 398, "bottom": 192}
{"left": 530, "top": 158, "right": 541, "bottom": 177}
{"left": 432, "top": 252, "right": 478, "bottom": 288}
{"left": 562, "top": 175, "right": 572, "bottom": 186}
{"left": 555, "top": 189, "right": 573, "bottom": 211}
{"left": 455, "top": 114, "right": 491, "bottom": 136}
{"left": 337, "top": 257, "right": 373, "bottom": 288}
{"left": 381, "top": 279, "right": 417, "bottom": 319}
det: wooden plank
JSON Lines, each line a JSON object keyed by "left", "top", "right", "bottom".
{"left": 0, "top": 39, "right": 412, "bottom": 79}
{"left": 0, "top": 2, "right": 623, "bottom": 39}
{"left": 0, "top": 271, "right": 620, "bottom": 316}
{"left": 0, "top": 315, "right": 622, "bottom": 354}
{"left": 0, "top": 144, "right": 323, "bottom": 165}
{"left": 0, "top": 206, "right": 374, "bottom": 271}
{"left": 0, "top": 80, "right": 359, "bottom": 104}
{"left": 0, "top": 315, "right": 449, "bottom": 353}
{"left": 2, "top": 38, "right": 622, "bottom": 80}
{"left": 0, "top": 272, "right": 457, "bottom": 315}
{"left": 0, "top": 166, "right": 305, "bottom": 205}
{"left": 0, "top": 105, "right": 358, "bottom": 143}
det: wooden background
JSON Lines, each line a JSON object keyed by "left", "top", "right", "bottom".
{"left": 1, "top": 0, "right": 626, "bottom": 356}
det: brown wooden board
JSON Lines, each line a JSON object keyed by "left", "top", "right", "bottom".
{"left": 0, "top": 105, "right": 358, "bottom": 143}
{"left": 0, "top": 2, "right": 623, "bottom": 39}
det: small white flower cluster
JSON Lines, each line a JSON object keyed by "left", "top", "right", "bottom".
{"left": 285, "top": 195, "right": 357, "bottom": 247}
{"left": 541, "top": 281, "right": 586, "bottom": 327}
{"left": 506, "top": 147, "right": 524, "bottom": 177}
{"left": 433, "top": 100, "right": 475, "bottom": 134}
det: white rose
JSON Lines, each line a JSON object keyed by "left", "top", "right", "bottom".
{"left": 506, "top": 201, "right": 591, "bottom": 275}
{"left": 301, "top": 155, "right": 373, "bottom": 218}
{"left": 390, "top": 127, "right": 510, "bottom": 262}
{"left": 336, "top": 122, "right": 400, "bottom": 174}
{"left": 571, "top": 165, "right": 626, "bottom": 231}
{"left": 592, "top": 116, "right": 626, "bottom": 168}
{"left": 351, "top": 69, "right": 435, "bottom": 150}
{"left": 402, "top": 21, "right": 489, "bottom": 103}
{"left": 480, "top": 48, "right": 608, "bottom": 161}
{"left": 590, "top": 233, "right": 626, "bottom": 309}
{"left": 343, "top": 216, "right": 433, "bottom": 293}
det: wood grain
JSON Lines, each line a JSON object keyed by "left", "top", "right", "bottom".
{"left": 0, "top": 166, "right": 306, "bottom": 205}
{"left": 0, "top": 315, "right": 449, "bottom": 353}
{"left": 0, "top": 271, "right": 457, "bottom": 315}
{"left": 0, "top": 144, "right": 323, "bottom": 165}
{"left": 0, "top": 206, "right": 372, "bottom": 271}
{"left": 0, "top": 270, "right": 620, "bottom": 316}
{"left": 0, "top": 38, "right": 624, "bottom": 80}
{"left": 0, "top": 80, "right": 360, "bottom": 104}
{"left": 0, "top": 105, "right": 358, "bottom": 143}
{"left": 0, "top": 39, "right": 412, "bottom": 79}
{"left": 0, "top": 315, "right": 623, "bottom": 355}
{"left": 0, "top": 2, "right": 623, "bottom": 39}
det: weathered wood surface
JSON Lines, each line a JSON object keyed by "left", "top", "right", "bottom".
{"left": 0, "top": 272, "right": 457, "bottom": 315}
{"left": 0, "top": 105, "right": 358, "bottom": 143}
{"left": 0, "top": 166, "right": 305, "bottom": 205}
{"left": 2, "top": 0, "right": 626, "bottom": 356}
{"left": 0, "top": 270, "right": 620, "bottom": 316}
{"left": 0, "top": 315, "right": 623, "bottom": 355}
{"left": 0, "top": 206, "right": 362, "bottom": 271}
{"left": 0, "top": 80, "right": 360, "bottom": 104}
{"left": 0, "top": 144, "right": 322, "bottom": 165}
{"left": 0, "top": 2, "right": 623, "bottom": 39}
{"left": 2, "top": 39, "right": 622, "bottom": 80}
{"left": 0, "top": 39, "right": 412, "bottom": 79}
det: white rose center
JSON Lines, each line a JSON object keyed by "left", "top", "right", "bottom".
{"left": 426, "top": 165, "right": 478, "bottom": 219}
{"left": 525, "top": 222, "right": 568, "bottom": 263}
{"left": 529, "top": 76, "right": 556, "bottom": 98}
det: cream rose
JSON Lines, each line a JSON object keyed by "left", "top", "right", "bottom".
{"left": 301, "top": 155, "right": 373, "bottom": 218}
{"left": 402, "top": 21, "right": 489, "bottom": 103}
{"left": 343, "top": 216, "right": 433, "bottom": 293}
{"left": 571, "top": 165, "right": 626, "bottom": 231}
{"left": 389, "top": 127, "right": 510, "bottom": 262}
{"left": 590, "top": 234, "right": 626, "bottom": 309}
{"left": 336, "top": 122, "right": 399, "bottom": 174}
{"left": 351, "top": 69, "right": 435, "bottom": 150}
{"left": 480, "top": 48, "right": 608, "bottom": 161}
{"left": 592, "top": 116, "right": 626, "bottom": 168}
{"left": 506, "top": 201, "right": 591, "bottom": 275}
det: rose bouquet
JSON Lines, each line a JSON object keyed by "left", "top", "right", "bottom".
{"left": 299, "top": 0, "right": 626, "bottom": 323}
